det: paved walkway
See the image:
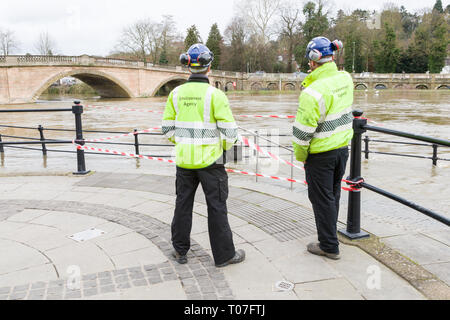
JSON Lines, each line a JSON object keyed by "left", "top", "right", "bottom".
{"left": 0, "top": 171, "right": 441, "bottom": 300}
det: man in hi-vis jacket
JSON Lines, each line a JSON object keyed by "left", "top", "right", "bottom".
{"left": 293, "top": 37, "right": 354, "bottom": 260}
{"left": 162, "top": 43, "right": 245, "bottom": 267}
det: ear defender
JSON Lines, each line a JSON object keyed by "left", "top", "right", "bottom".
{"left": 308, "top": 49, "right": 322, "bottom": 62}
{"left": 180, "top": 53, "right": 191, "bottom": 66}
{"left": 197, "top": 51, "right": 214, "bottom": 66}
{"left": 331, "top": 40, "right": 343, "bottom": 52}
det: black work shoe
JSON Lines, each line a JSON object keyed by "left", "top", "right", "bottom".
{"left": 172, "top": 251, "right": 188, "bottom": 264}
{"left": 215, "top": 249, "right": 246, "bottom": 268}
{"left": 307, "top": 242, "right": 341, "bottom": 260}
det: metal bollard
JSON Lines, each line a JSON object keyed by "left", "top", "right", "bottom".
{"left": 338, "top": 110, "right": 370, "bottom": 240}
{"left": 38, "top": 125, "right": 47, "bottom": 156}
{"left": 72, "top": 101, "right": 90, "bottom": 175}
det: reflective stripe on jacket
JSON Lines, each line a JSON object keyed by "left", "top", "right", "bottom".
{"left": 293, "top": 62, "right": 354, "bottom": 162}
{"left": 162, "top": 80, "right": 238, "bottom": 169}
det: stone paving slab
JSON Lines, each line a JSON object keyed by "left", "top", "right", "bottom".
{"left": 0, "top": 173, "right": 436, "bottom": 300}
{"left": 382, "top": 233, "right": 450, "bottom": 265}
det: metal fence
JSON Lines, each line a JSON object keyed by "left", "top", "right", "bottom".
{"left": 339, "top": 110, "right": 450, "bottom": 241}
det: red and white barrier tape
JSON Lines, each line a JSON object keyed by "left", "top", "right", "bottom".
{"left": 225, "top": 168, "right": 307, "bottom": 185}
{"left": 341, "top": 178, "right": 364, "bottom": 192}
{"left": 76, "top": 145, "right": 175, "bottom": 164}
{"left": 75, "top": 144, "right": 306, "bottom": 185}
{"left": 83, "top": 127, "right": 161, "bottom": 143}
{"left": 239, "top": 135, "right": 305, "bottom": 172}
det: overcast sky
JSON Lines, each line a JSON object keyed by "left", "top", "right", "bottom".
{"left": 0, "top": 0, "right": 444, "bottom": 56}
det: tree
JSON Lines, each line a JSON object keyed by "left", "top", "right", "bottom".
{"left": 332, "top": 12, "right": 369, "bottom": 73}
{"left": 158, "top": 15, "right": 178, "bottom": 64}
{"left": 278, "top": 0, "right": 302, "bottom": 72}
{"left": 206, "top": 23, "right": 223, "bottom": 69}
{"left": 373, "top": 23, "right": 400, "bottom": 73}
{"left": 35, "top": 31, "right": 56, "bottom": 55}
{"left": 433, "top": 0, "right": 444, "bottom": 13}
{"left": 294, "top": 0, "right": 331, "bottom": 71}
{"left": 428, "top": 11, "right": 448, "bottom": 73}
{"left": 159, "top": 48, "right": 168, "bottom": 65}
{"left": 184, "top": 25, "right": 202, "bottom": 50}
{"left": 223, "top": 17, "right": 248, "bottom": 72}
{"left": 0, "top": 29, "right": 19, "bottom": 56}
{"left": 116, "top": 20, "right": 150, "bottom": 63}
{"left": 236, "top": 0, "right": 281, "bottom": 44}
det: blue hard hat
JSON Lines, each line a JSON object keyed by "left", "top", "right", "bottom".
{"left": 305, "top": 37, "right": 343, "bottom": 62}
{"left": 180, "top": 43, "right": 214, "bottom": 71}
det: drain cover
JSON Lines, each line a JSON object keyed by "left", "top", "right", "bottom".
{"left": 274, "top": 280, "right": 295, "bottom": 292}
{"left": 69, "top": 228, "right": 106, "bottom": 242}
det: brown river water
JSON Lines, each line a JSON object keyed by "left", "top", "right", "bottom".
{"left": 0, "top": 90, "right": 449, "bottom": 217}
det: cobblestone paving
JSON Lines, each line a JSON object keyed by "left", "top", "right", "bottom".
{"left": 0, "top": 200, "right": 234, "bottom": 300}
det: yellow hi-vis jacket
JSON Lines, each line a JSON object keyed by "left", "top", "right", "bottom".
{"left": 162, "top": 80, "right": 238, "bottom": 169}
{"left": 293, "top": 62, "right": 354, "bottom": 162}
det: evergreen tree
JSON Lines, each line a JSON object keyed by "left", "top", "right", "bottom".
{"left": 184, "top": 25, "right": 202, "bottom": 50}
{"left": 159, "top": 48, "right": 168, "bottom": 65}
{"left": 206, "top": 23, "right": 223, "bottom": 69}
{"left": 433, "top": 0, "right": 444, "bottom": 13}
{"left": 428, "top": 12, "right": 448, "bottom": 73}
{"left": 374, "top": 23, "right": 400, "bottom": 73}
{"left": 294, "top": 1, "right": 330, "bottom": 71}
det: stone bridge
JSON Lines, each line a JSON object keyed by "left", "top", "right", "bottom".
{"left": 245, "top": 72, "right": 450, "bottom": 92}
{"left": 0, "top": 55, "right": 449, "bottom": 104}
{"left": 0, "top": 55, "right": 243, "bottom": 105}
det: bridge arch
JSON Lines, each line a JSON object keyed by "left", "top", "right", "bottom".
{"left": 151, "top": 76, "right": 188, "bottom": 96}
{"left": 267, "top": 83, "right": 278, "bottom": 91}
{"left": 33, "top": 69, "right": 134, "bottom": 100}
{"left": 251, "top": 82, "right": 262, "bottom": 91}
{"left": 355, "top": 83, "right": 368, "bottom": 90}
{"left": 225, "top": 82, "right": 235, "bottom": 91}
{"left": 374, "top": 83, "right": 387, "bottom": 90}
{"left": 416, "top": 84, "right": 429, "bottom": 90}
{"left": 436, "top": 84, "right": 449, "bottom": 90}
{"left": 284, "top": 83, "right": 296, "bottom": 91}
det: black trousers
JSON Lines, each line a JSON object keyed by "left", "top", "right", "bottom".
{"left": 305, "top": 147, "right": 349, "bottom": 254}
{"left": 171, "top": 162, "right": 236, "bottom": 265}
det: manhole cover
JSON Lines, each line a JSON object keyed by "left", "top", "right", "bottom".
{"left": 274, "top": 280, "right": 295, "bottom": 292}
{"left": 69, "top": 228, "right": 106, "bottom": 242}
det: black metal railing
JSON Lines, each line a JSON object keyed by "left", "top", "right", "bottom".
{"left": 363, "top": 136, "right": 450, "bottom": 166}
{"left": 339, "top": 110, "right": 450, "bottom": 240}
{"left": 0, "top": 101, "right": 90, "bottom": 175}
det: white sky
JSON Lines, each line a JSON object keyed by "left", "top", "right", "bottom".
{"left": 0, "top": 0, "right": 445, "bottom": 56}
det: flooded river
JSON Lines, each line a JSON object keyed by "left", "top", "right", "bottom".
{"left": 0, "top": 89, "right": 449, "bottom": 216}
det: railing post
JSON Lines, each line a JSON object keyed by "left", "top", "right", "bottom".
{"left": 339, "top": 110, "right": 370, "bottom": 240}
{"left": 432, "top": 144, "right": 438, "bottom": 166}
{"left": 134, "top": 129, "right": 140, "bottom": 155}
{"left": 255, "top": 130, "right": 259, "bottom": 182}
{"left": 72, "top": 101, "right": 90, "bottom": 175}
{"left": 290, "top": 151, "right": 294, "bottom": 191}
{"left": 38, "top": 125, "right": 47, "bottom": 156}
{"left": 364, "top": 135, "right": 370, "bottom": 160}
{"left": 0, "top": 134, "right": 4, "bottom": 154}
